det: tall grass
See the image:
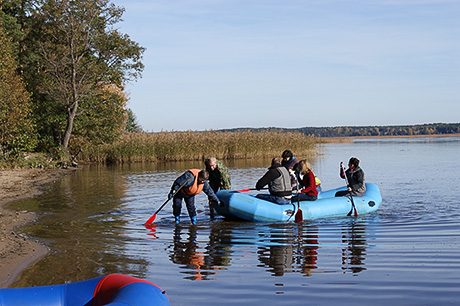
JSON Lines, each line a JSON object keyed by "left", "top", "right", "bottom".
{"left": 79, "top": 130, "right": 320, "bottom": 163}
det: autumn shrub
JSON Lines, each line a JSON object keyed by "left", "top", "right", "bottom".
{"left": 0, "top": 27, "right": 37, "bottom": 158}
{"left": 79, "top": 130, "right": 319, "bottom": 163}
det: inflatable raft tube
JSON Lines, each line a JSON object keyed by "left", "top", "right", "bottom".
{"left": 0, "top": 274, "right": 170, "bottom": 306}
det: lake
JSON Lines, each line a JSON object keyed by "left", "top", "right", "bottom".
{"left": 9, "top": 137, "right": 460, "bottom": 305}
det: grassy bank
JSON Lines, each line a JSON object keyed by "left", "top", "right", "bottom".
{"left": 79, "top": 130, "right": 320, "bottom": 163}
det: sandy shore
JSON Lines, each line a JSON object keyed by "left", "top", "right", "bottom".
{"left": 0, "top": 168, "right": 74, "bottom": 288}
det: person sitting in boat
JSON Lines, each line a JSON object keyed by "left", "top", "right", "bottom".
{"left": 335, "top": 157, "right": 366, "bottom": 197}
{"left": 281, "top": 149, "right": 299, "bottom": 172}
{"left": 205, "top": 157, "right": 232, "bottom": 218}
{"left": 168, "top": 169, "right": 219, "bottom": 224}
{"left": 281, "top": 149, "right": 300, "bottom": 186}
{"left": 292, "top": 159, "right": 318, "bottom": 201}
{"left": 255, "top": 157, "right": 292, "bottom": 204}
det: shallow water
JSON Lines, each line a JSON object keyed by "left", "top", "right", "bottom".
{"left": 9, "top": 137, "right": 460, "bottom": 305}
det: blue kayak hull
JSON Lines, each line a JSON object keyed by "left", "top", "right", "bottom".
{"left": 216, "top": 183, "right": 382, "bottom": 222}
{"left": 0, "top": 274, "right": 170, "bottom": 306}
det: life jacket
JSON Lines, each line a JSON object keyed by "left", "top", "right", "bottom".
{"left": 269, "top": 166, "right": 292, "bottom": 197}
{"left": 181, "top": 169, "right": 204, "bottom": 195}
{"left": 313, "top": 172, "right": 321, "bottom": 187}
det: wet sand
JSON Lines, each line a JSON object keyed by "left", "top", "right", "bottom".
{"left": 0, "top": 168, "right": 74, "bottom": 288}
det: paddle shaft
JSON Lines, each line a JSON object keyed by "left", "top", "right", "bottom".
{"left": 293, "top": 173, "right": 303, "bottom": 223}
{"left": 342, "top": 163, "right": 358, "bottom": 217}
{"left": 236, "top": 187, "right": 267, "bottom": 192}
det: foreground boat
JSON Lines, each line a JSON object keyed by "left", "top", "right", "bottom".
{"left": 215, "top": 183, "right": 382, "bottom": 222}
{"left": 0, "top": 274, "right": 170, "bottom": 306}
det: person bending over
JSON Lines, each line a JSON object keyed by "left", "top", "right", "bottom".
{"left": 168, "top": 169, "right": 219, "bottom": 224}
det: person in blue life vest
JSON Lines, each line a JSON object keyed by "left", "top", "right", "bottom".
{"left": 168, "top": 169, "right": 219, "bottom": 225}
{"left": 255, "top": 157, "right": 292, "bottom": 204}
{"left": 335, "top": 157, "right": 366, "bottom": 197}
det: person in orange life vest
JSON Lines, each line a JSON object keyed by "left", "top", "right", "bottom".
{"left": 292, "top": 159, "right": 318, "bottom": 202}
{"left": 168, "top": 169, "right": 219, "bottom": 225}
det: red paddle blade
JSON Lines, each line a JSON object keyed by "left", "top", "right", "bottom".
{"left": 144, "top": 214, "right": 157, "bottom": 225}
{"left": 236, "top": 188, "right": 251, "bottom": 192}
{"left": 294, "top": 208, "right": 303, "bottom": 223}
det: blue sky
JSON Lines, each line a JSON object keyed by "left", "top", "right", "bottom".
{"left": 114, "top": 0, "right": 460, "bottom": 132}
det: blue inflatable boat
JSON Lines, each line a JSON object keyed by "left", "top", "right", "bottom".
{"left": 216, "top": 183, "right": 382, "bottom": 222}
{"left": 0, "top": 274, "right": 170, "bottom": 306}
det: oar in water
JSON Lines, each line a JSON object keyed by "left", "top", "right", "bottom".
{"left": 144, "top": 178, "right": 191, "bottom": 225}
{"left": 292, "top": 173, "right": 303, "bottom": 223}
{"left": 341, "top": 162, "right": 358, "bottom": 217}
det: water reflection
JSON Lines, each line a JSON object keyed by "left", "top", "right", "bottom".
{"left": 169, "top": 226, "right": 223, "bottom": 281}
{"left": 341, "top": 223, "right": 367, "bottom": 274}
{"left": 164, "top": 221, "right": 369, "bottom": 280}
{"left": 257, "top": 224, "right": 319, "bottom": 277}
{"left": 11, "top": 165, "right": 152, "bottom": 287}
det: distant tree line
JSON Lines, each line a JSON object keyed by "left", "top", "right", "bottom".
{"left": 1, "top": 0, "right": 143, "bottom": 164}
{"left": 222, "top": 123, "right": 460, "bottom": 138}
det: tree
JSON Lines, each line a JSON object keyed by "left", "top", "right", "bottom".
{"left": 34, "top": 0, "right": 144, "bottom": 155}
{"left": 0, "top": 26, "right": 36, "bottom": 155}
{"left": 125, "top": 108, "right": 142, "bottom": 133}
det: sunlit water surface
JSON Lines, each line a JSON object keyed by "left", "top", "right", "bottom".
{"left": 9, "top": 137, "right": 460, "bottom": 305}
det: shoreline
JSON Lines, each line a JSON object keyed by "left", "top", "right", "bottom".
{"left": 0, "top": 168, "right": 75, "bottom": 288}
{"left": 321, "top": 133, "right": 460, "bottom": 142}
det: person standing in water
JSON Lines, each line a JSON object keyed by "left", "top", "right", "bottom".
{"left": 168, "top": 169, "right": 219, "bottom": 225}
{"left": 205, "top": 157, "right": 231, "bottom": 217}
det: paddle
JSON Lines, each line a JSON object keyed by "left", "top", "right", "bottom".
{"left": 292, "top": 173, "right": 303, "bottom": 223}
{"left": 144, "top": 177, "right": 191, "bottom": 225}
{"left": 341, "top": 162, "right": 358, "bottom": 217}
{"left": 236, "top": 187, "right": 267, "bottom": 192}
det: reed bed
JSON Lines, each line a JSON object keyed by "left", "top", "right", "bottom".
{"left": 79, "top": 130, "right": 320, "bottom": 163}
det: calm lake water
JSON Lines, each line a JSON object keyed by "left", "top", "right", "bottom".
{"left": 9, "top": 137, "right": 460, "bottom": 305}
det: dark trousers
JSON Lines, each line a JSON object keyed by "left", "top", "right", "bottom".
{"left": 335, "top": 190, "right": 350, "bottom": 197}
{"left": 335, "top": 190, "right": 364, "bottom": 197}
{"left": 292, "top": 194, "right": 317, "bottom": 202}
{"left": 173, "top": 192, "right": 196, "bottom": 217}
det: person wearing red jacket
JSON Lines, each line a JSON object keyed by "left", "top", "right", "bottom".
{"left": 292, "top": 159, "right": 318, "bottom": 202}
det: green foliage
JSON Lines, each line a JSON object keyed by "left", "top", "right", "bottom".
{"left": 125, "top": 108, "right": 142, "bottom": 133}
{"left": 1, "top": 0, "right": 145, "bottom": 158}
{"left": 32, "top": 0, "right": 144, "bottom": 151}
{"left": 73, "top": 84, "right": 127, "bottom": 145}
{"left": 0, "top": 26, "right": 37, "bottom": 157}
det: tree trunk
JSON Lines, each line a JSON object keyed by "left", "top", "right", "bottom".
{"left": 62, "top": 102, "right": 77, "bottom": 151}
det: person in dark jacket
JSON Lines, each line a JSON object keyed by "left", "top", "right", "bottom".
{"left": 168, "top": 169, "right": 219, "bottom": 224}
{"left": 281, "top": 150, "right": 299, "bottom": 170}
{"left": 281, "top": 150, "right": 299, "bottom": 186}
{"left": 335, "top": 157, "right": 366, "bottom": 197}
{"left": 255, "top": 157, "right": 292, "bottom": 204}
